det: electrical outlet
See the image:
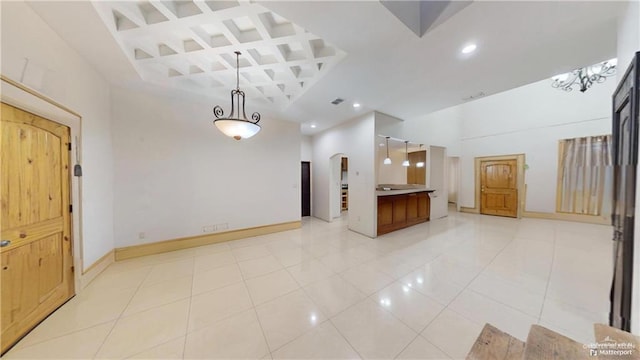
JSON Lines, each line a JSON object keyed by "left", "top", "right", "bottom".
{"left": 138, "top": 232, "right": 146, "bottom": 239}
{"left": 202, "top": 225, "right": 215, "bottom": 233}
{"left": 217, "top": 223, "right": 228, "bottom": 231}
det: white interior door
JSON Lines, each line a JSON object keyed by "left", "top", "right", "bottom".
{"left": 429, "top": 146, "right": 448, "bottom": 219}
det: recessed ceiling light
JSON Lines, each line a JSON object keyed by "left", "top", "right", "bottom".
{"left": 461, "top": 43, "right": 477, "bottom": 54}
{"left": 310, "top": 124, "right": 316, "bottom": 128}
{"left": 353, "top": 103, "right": 361, "bottom": 108}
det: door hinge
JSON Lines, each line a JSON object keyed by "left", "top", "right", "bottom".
{"left": 68, "top": 142, "right": 72, "bottom": 151}
{"left": 69, "top": 204, "right": 73, "bottom": 213}
{"left": 71, "top": 266, "right": 74, "bottom": 273}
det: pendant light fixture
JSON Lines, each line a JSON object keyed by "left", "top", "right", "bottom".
{"left": 213, "top": 51, "right": 261, "bottom": 140}
{"left": 402, "top": 141, "right": 410, "bottom": 167}
{"left": 383, "top": 137, "right": 392, "bottom": 165}
{"left": 551, "top": 58, "right": 617, "bottom": 93}
{"left": 416, "top": 144, "right": 425, "bottom": 168}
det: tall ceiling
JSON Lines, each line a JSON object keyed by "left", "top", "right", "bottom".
{"left": 26, "top": 1, "right": 623, "bottom": 135}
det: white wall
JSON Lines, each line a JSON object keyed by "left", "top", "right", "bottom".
{"left": 376, "top": 109, "right": 462, "bottom": 156}
{"left": 429, "top": 145, "right": 448, "bottom": 219}
{"left": 378, "top": 77, "right": 612, "bottom": 213}
{"left": 301, "top": 135, "right": 313, "bottom": 162}
{"left": 447, "top": 157, "right": 460, "bottom": 203}
{"left": 458, "top": 79, "right": 613, "bottom": 211}
{"left": 617, "top": 0, "right": 640, "bottom": 70}
{"left": 1, "top": 2, "right": 114, "bottom": 268}
{"left": 330, "top": 154, "right": 344, "bottom": 219}
{"left": 312, "top": 113, "right": 376, "bottom": 237}
{"left": 618, "top": 0, "right": 640, "bottom": 335}
{"left": 377, "top": 147, "right": 408, "bottom": 184}
{"left": 111, "top": 87, "right": 300, "bottom": 247}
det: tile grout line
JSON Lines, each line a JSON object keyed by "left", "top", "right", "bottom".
{"left": 257, "top": 231, "right": 345, "bottom": 356}
{"left": 8, "top": 265, "right": 162, "bottom": 353}
{"left": 245, "top": 246, "right": 288, "bottom": 359}
{"left": 13, "top": 213, "right": 611, "bottom": 359}
{"left": 181, "top": 256, "right": 196, "bottom": 358}
{"left": 537, "top": 225, "right": 558, "bottom": 324}
{"left": 91, "top": 261, "right": 156, "bottom": 359}
{"left": 419, "top": 230, "right": 516, "bottom": 358}
{"left": 291, "top": 259, "right": 365, "bottom": 359}
{"left": 262, "top": 228, "right": 366, "bottom": 358}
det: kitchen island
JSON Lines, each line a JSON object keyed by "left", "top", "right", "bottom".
{"left": 377, "top": 187, "right": 435, "bottom": 235}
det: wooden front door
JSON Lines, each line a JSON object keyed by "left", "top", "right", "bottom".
{"left": 480, "top": 159, "right": 518, "bottom": 218}
{"left": 610, "top": 52, "right": 639, "bottom": 331}
{"left": 1, "top": 103, "right": 74, "bottom": 353}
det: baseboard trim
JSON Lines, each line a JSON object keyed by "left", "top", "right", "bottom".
{"left": 80, "top": 250, "right": 114, "bottom": 289}
{"left": 522, "top": 211, "right": 610, "bottom": 225}
{"left": 460, "top": 206, "right": 480, "bottom": 214}
{"left": 114, "top": 221, "right": 302, "bottom": 261}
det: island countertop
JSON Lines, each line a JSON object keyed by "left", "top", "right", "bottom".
{"left": 376, "top": 188, "right": 435, "bottom": 196}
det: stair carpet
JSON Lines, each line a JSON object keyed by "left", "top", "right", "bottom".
{"left": 467, "top": 323, "right": 639, "bottom": 360}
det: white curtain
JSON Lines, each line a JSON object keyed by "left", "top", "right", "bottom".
{"left": 558, "top": 135, "right": 612, "bottom": 216}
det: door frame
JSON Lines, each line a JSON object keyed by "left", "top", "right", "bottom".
{"left": 329, "top": 153, "right": 346, "bottom": 221}
{"left": 474, "top": 154, "right": 525, "bottom": 218}
{"left": 1, "top": 76, "right": 87, "bottom": 290}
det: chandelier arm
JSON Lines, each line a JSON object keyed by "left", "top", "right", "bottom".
{"left": 230, "top": 90, "right": 236, "bottom": 119}
{"left": 251, "top": 112, "right": 261, "bottom": 124}
{"left": 551, "top": 61, "right": 616, "bottom": 93}
{"left": 213, "top": 105, "right": 224, "bottom": 118}
{"left": 241, "top": 90, "right": 248, "bottom": 120}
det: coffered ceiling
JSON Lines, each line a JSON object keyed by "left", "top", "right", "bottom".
{"left": 91, "top": 1, "right": 346, "bottom": 109}
{"left": 25, "top": 1, "right": 624, "bottom": 135}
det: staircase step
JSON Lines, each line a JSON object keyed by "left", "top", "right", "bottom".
{"left": 592, "top": 324, "right": 639, "bottom": 360}
{"left": 466, "top": 323, "right": 525, "bottom": 360}
{"left": 523, "top": 325, "right": 590, "bottom": 360}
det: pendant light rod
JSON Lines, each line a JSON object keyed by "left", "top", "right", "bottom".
{"left": 383, "top": 136, "right": 392, "bottom": 165}
{"left": 386, "top": 137, "right": 390, "bottom": 159}
{"left": 402, "top": 141, "right": 410, "bottom": 167}
{"left": 235, "top": 50, "right": 240, "bottom": 90}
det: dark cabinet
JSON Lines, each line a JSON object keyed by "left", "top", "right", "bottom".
{"left": 406, "top": 193, "right": 419, "bottom": 224}
{"left": 377, "top": 191, "right": 430, "bottom": 235}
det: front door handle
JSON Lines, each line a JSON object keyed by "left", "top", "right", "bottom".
{"left": 0, "top": 240, "right": 11, "bottom": 247}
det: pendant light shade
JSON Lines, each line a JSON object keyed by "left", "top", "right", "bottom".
{"left": 214, "top": 119, "right": 261, "bottom": 140}
{"left": 402, "top": 141, "right": 410, "bottom": 167}
{"left": 383, "top": 137, "right": 392, "bottom": 165}
{"left": 213, "top": 51, "right": 262, "bottom": 140}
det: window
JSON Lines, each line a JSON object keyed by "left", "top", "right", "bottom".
{"left": 557, "top": 135, "right": 612, "bottom": 216}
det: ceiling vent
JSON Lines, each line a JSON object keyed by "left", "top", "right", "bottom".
{"left": 462, "top": 92, "right": 485, "bottom": 101}
{"left": 331, "top": 98, "right": 344, "bottom": 105}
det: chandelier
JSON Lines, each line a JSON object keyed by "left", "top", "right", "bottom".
{"left": 551, "top": 58, "right": 617, "bottom": 93}
{"left": 213, "top": 51, "right": 261, "bottom": 140}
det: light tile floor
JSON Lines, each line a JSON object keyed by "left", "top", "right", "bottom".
{"left": 4, "top": 210, "right": 613, "bottom": 359}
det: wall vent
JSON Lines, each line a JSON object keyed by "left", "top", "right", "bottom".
{"left": 331, "top": 98, "right": 344, "bottom": 105}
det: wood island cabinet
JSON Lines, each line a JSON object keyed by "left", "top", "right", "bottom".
{"left": 377, "top": 192, "right": 430, "bottom": 235}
